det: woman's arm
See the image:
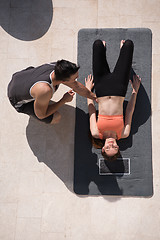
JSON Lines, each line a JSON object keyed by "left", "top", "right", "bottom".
{"left": 122, "top": 92, "right": 137, "bottom": 138}
{"left": 85, "top": 75, "right": 99, "bottom": 137}
{"left": 122, "top": 75, "right": 141, "bottom": 138}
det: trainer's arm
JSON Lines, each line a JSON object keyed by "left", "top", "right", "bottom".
{"left": 64, "top": 80, "right": 97, "bottom": 101}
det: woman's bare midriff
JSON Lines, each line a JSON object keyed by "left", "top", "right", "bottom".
{"left": 98, "top": 96, "right": 125, "bottom": 115}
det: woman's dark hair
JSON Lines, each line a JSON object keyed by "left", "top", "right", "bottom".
{"left": 88, "top": 131, "right": 105, "bottom": 149}
{"left": 88, "top": 131, "right": 120, "bottom": 161}
{"left": 101, "top": 148, "right": 120, "bottom": 161}
{"left": 55, "top": 59, "right": 80, "bottom": 81}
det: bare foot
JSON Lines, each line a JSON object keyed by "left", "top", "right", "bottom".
{"left": 102, "top": 41, "right": 106, "bottom": 47}
{"left": 120, "top": 40, "right": 125, "bottom": 49}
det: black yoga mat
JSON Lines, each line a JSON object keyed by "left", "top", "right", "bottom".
{"left": 74, "top": 28, "right": 153, "bottom": 196}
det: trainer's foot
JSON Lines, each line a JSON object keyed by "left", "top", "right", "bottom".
{"left": 120, "top": 40, "right": 125, "bottom": 49}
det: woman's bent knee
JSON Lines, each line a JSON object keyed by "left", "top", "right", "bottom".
{"left": 125, "top": 39, "right": 134, "bottom": 48}
{"left": 50, "top": 111, "right": 61, "bottom": 124}
{"left": 93, "top": 39, "right": 103, "bottom": 47}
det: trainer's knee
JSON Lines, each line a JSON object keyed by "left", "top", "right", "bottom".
{"left": 50, "top": 111, "right": 61, "bottom": 125}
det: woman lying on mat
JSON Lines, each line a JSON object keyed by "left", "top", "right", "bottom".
{"left": 85, "top": 39, "right": 141, "bottom": 161}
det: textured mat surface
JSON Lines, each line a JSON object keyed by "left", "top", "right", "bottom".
{"left": 74, "top": 28, "right": 153, "bottom": 196}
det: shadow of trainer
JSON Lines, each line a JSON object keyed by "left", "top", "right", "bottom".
{"left": 26, "top": 104, "right": 75, "bottom": 193}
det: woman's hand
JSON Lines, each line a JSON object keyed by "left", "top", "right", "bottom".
{"left": 130, "top": 75, "right": 141, "bottom": 94}
{"left": 85, "top": 74, "right": 94, "bottom": 91}
{"left": 62, "top": 90, "right": 75, "bottom": 103}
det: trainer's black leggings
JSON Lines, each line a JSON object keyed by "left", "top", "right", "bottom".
{"left": 93, "top": 39, "right": 134, "bottom": 97}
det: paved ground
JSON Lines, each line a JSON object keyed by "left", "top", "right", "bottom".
{"left": 0, "top": 0, "right": 160, "bottom": 239}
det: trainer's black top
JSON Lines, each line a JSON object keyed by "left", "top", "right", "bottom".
{"left": 8, "top": 62, "right": 58, "bottom": 107}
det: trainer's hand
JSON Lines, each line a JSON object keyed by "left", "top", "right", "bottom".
{"left": 130, "top": 75, "right": 141, "bottom": 94}
{"left": 62, "top": 90, "right": 75, "bottom": 103}
{"left": 85, "top": 74, "right": 94, "bottom": 91}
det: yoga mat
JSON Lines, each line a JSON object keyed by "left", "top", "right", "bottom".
{"left": 74, "top": 28, "right": 153, "bottom": 196}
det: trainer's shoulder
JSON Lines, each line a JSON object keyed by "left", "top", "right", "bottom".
{"left": 32, "top": 82, "right": 53, "bottom": 99}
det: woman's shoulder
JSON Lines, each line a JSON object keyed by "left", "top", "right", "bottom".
{"left": 92, "top": 134, "right": 99, "bottom": 139}
{"left": 92, "top": 132, "right": 102, "bottom": 139}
